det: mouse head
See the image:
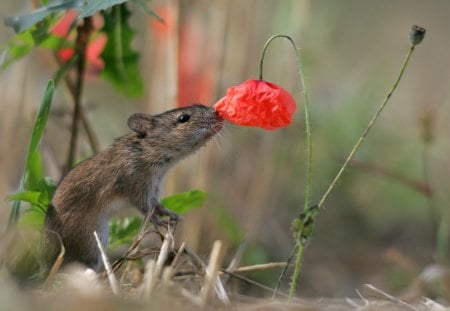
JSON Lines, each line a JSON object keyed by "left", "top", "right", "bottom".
{"left": 127, "top": 104, "right": 223, "bottom": 157}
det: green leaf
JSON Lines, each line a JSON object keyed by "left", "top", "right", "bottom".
{"left": 53, "top": 54, "right": 78, "bottom": 85}
{"left": 18, "top": 205, "right": 47, "bottom": 230}
{"left": 100, "top": 4, "right": 144, "bottom": 98}
{"left": 8, "top": 178, "right": 55, "bottom": 211}
{"left": 26, "top": 81, "right": 55, "bottom": 164}
{"left": 161, "top": 190, "right": 207, "bottom": 215}
{"left": 131, "top": 0, "right": 164, "bottom": 22}
{"left": 25, "top": 151, "right": 43, "bottom": 191}
{"left": 108, "top": 190, "right": 206, "bottom": 249}
{"left": 8, "top": 191, "right": 42, "bottom": 206}
{"left": 79, "top": 0, "right": 129, "bottom": 18}
{"left": 38, "top": 177, "right": 57, "bottom": 207}
{"left": 1, "top": 28, "right": 40, "bottom": 69}
{"left": 1, "top": 12, "right": 62, "bottom": 68}
{"left": 4, "top": 0, "right": 82, "bottom": 33}
{"left": 108, "top": 216, "right": 142, "bottom": 249}
{"left": 9, "top": 80, "right": 55, "bottom": 226}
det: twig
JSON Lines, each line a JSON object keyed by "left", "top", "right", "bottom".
{"left": 155, "top": 232, "right": 173, "bottom": 278}
{"left": 349, "top": 159, "right": 432, "bottom": 196}
{"left": 140, "top": 232, "right": 173, "bottom": 298}
{"left": 170, "top": 241, "right": 187, "bottom": 268}
{"left": 200, "top": 240, "right": 228, "bottom": 306}
{"left": 54, "top": 53, "right": 100, "bottom": 155}
{"left": 141, "top": 259, "right": 157, "bottom": 298}
{"left": 184, "top": 245, "right": 230, "bottom": 303}
{"left": 361, "top": 284, "right": 418, "bottom": 311}
{"left": 222, "top": 239, "right": 247, "bottom": 284}
{"left": 184, "top": 245, "right": 207, "bottom": 271}
{"left": 226, "top": 262, "right": 292, "bottom": 274}
{"left": 94, "top": 231, "right": 119, "bottom": 295}
{"left": 273, "top": 244, "right": 296, "bottom": 299}
{"left": 220, "top": 269, "right": 290, "bottom": 299}
{"left": 44, "top": 230, "right": 65, "bottom": 290}
{"left": 62, "top": 72, "right": 100, "bottom": 155}
{"left": 112, "top": 211, "right": 157, "bottom": 271}
{"left": 66, "top": 17, "right": 94, "bottom": 172}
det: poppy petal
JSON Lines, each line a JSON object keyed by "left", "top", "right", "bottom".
{"left": 214, "top": 79, "right": 296, "bottom": 130}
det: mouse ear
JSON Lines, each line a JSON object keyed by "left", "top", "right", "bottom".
{"left": 128, "top": 113, "right": 153, "bottom": 136}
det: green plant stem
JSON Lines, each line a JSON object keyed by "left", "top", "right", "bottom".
{"left": 258, "top": 34, "right": 312, "bottom": 299}
{"left": 317, "top": 45, "right": 416, "bottom": 209}
{"left": 8, "top": 80, "right": 55, "bottom": 226}
{"left": 289, "top": 242, "right": 304, "bottom": 297}
{"left": 272, "top": 243, "right": 296, "bottom": 299}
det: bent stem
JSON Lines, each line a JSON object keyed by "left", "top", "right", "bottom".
{"left": 258, "top": 34, "right": 312, "bottom": 299}
{"left": 274, "top": 25, "right": 423, "bottom": 299}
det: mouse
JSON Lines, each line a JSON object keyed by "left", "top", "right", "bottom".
{"left": 44, "top": 104, "right": 223, "bottom": 271}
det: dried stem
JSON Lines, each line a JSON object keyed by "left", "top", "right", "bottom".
{"left": 224, "top": 261, "right": 291, "bottom": 273}
{"left": 62, "top": 73, "right": 100, "bottom": 155}
{"left": 54, "top": 53, "right": 100, "bottom": 156}
{"left": 220, "top": 269, "right": 290, "bottom": 298}
{"left": 200, "top": 240, "right": 226, "bottom": 305}
{"left": 66, "top": 17, "right": 94, "bottom": 172}
{"left": 94, "top": 231, "right": 119, "bottom": 295}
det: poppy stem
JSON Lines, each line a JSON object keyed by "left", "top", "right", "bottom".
{"left": 317, "top": 43, "right": 418, "bottom": 209}
{"left": 259, "top": 35, "right": 313, "bottom": 299}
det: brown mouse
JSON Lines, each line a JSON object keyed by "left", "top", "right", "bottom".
{"left": 44, "top": 104, "right": 223, "bottom": 271}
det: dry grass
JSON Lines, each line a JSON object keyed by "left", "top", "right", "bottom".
{"left": 1, "top": 235, "right": 448, "bottom": 311}
{"left": 2, "top": 225, "right": 448, "bottom": 310}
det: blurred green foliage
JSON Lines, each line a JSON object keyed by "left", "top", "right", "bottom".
{"left": 109, "top": 190, "right": 207, "bottom": 249}
{"left": 8, "top": 80, "right": 55, "bottom": 225}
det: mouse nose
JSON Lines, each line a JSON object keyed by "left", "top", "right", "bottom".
{"left": 212, "top": 109, "right": 224, "bottom": 121}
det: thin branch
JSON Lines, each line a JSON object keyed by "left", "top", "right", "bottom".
{"left": 349, "top": 159, "right": 432, "bottom": 197}
{"left": 66, "top": 17, "right": 94, "bottom": 172}
{"left": 224, "top": 262, "right": 292, "bottom": 273}
{"left": 220, "top": 269, "right": 290, "bottom": 299}
{"left": 94, "top": 231, "right": 119, "bottom": 295}
{"left": 63, "top": 74, "right": 100, "bottom": 154}
{"left": 317, "top": 44, "right": 417, "bottom": 209}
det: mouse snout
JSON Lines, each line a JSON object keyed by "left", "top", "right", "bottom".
{"left": 211, "top": 110, "right": 224, "bottom": 131}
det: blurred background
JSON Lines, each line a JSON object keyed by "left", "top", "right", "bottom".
{"left": 1, "top": 0, "right": 450, "bottom": 299}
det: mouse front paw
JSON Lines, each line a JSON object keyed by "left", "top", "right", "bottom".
{"left": 149, "top": 198, "right": 181, "bottom": 227}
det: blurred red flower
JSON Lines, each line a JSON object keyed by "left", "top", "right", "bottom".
{"left": 214, "top": 79, "right": 296, "bottom": 130}
{"left": 51, "top": 10, "right": 107, "bottom": 74}
{"left": 148, "top": 5, "right": 215, "bottom": 107}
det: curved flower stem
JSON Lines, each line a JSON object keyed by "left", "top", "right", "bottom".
{"left": 317, "top": 45, "right": 416, "bottom": 209}
{"left": 258, "top": 34, "right": 312, "bottom": 299}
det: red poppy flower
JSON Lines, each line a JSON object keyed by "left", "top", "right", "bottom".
{"left": 214, "top": 79, "right": 296, "bottom": 130}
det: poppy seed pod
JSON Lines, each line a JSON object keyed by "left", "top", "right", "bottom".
{"left": 409, "top": 25, "right": 426, "bottom": 46}
{"left": 214, "top": 79, "right": 296, "bottom": 130}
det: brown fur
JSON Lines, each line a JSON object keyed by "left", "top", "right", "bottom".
{"left": 44, "top": 105, "right": 223, "bottom": 270}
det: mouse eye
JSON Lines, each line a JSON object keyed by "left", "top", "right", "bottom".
{"left": 177, "top": 114, "right": 190, "bottom": 123}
